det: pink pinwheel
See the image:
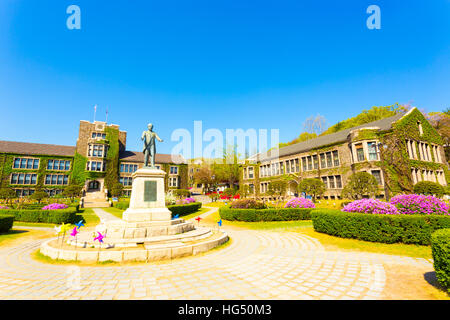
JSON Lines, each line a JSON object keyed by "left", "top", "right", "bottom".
{"left": 94, "top": 232, "right": 104, "bottom": 243}
{"left": 70, "top": 227, "right": 78, "bottom": 237}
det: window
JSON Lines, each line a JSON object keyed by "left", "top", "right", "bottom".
{"left": 248, "top": 167, "right": 254, "bottom": 179}
{"left": 86, "top": 161, "right": 106, "bottom": 172}
{"left": 119, "top": 177, "right": 133, "bottom": 186}
{"left": 328, "top": 176, "right": 335, "bottom": 189}
{"left": 417, "top": 121, "right": 423, "bottom": 136}
{"left": 320, "top": 154, "right": 326, "bottom": 168}
{"left": 169, "top": 176, "right": 178, "bottom": 187}
{"left": 11, "top": 173, "right": 37, "bottom": 185}
{"left": 313, "top": 155, "right": 318, "bottom": 170}
{"left": 367, "top": 142, "right": 378, "bottom": 161}
{"left": 44, "top": 174, "right": 69, "bottom": 185}
{"left": 335, "top": 175, "right": 342, "bottom": 189}
{"left": 13, "top": 157, "right": 39, "bottom": 169}
{"left": 302, "top": 158, "right": 307, "bottom": 171}
{"left": 333, "top": 151, "right": 340, "bottom": 166}
{"left": 294, "top": 159, "right": 299, "bottom": 172}
{"left": 88, "top": 144, "right": 108, "bottom": 157}
{"left": 321, "top": 176, "right": 328, "bottom": 188}
{"left": 47, "top": 159, "right": 71, "bottom": 171}
{"left": 326, "top": 152, "right": 333, "bottom": 167}
{"left": 91, "top": 132, "right": 106, "bottom": 139}
{"left": 356, "top": 144, "right": 365, "bottom": 162}
{"left": 170, "top": 166, "right": 178, "bottom": 175}
{"left": 371, "top": 170, "right": 382, "bottom": 185}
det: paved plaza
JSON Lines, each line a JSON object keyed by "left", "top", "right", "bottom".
{"left": 0, "top": 208, "right": 436, "bottom": 300}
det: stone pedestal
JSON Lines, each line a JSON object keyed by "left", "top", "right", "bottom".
{"left": 122, "top": 167, "right": 171, "bottom": 222}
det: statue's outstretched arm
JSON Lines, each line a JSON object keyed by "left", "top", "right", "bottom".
{"left": 155, "top": 133, "right": 163, "bottom": 142}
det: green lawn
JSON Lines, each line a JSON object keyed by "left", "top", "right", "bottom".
{"left": 207, "top": 208, "right": 433, "bottom": 259}
{"left": 73, "top": 208, "right": 99, "bottom": 227}
{"left": 180, "top": 207, "right": 209, "bottom": 220}
{"left": 102, "top": 207, "right": 124, "bottom": 219}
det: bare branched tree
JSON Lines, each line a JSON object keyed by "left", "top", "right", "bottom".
{"left": 303, "top": 114, "right": 328, "bottom": 135}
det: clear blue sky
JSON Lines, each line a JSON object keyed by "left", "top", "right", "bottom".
{"left": 1, "top": 0, "right": 449, "bottom": 156}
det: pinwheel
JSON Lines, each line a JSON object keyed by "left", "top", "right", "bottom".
{"left": 54, "top": 225, "right": 62, "bottom": 235}
{"left": 94, "top": 232, "right": 104, "bottom": 243}
{"left": 195, "top": 216, "right": 202, "bottom": 225}
{"left": 172, "top": 214, "right": 179, "bottom": 220}
{"left": 59, "top": 223, "right": 71, "bottom": 246}
{"left": 94, "top": 231, "right": 105, "bottom": 251}
{"left": 217, "top": 219, "right": 222, "bottom": 227}
{"left": 75, "top": 220, "right": 85, "bottom": 230}
{"left": 70, "top": 227, "right": 78, "bottom": 237}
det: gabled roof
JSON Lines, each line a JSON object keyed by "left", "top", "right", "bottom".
{"left": 256, "top": 111, "right": 406, "bottom": 162}
{"left": 0, "top": 140, "right": 76, "bottom": 157}
{"left": 119, "top": 150, "right": 186, "bottom": 164}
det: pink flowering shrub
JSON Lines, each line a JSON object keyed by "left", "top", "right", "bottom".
{"left": 390, "top": 194, "right": 449, "bottom": 215}
{"left": 0, "top": 206, "right": 10, "bottom": 210}
{"left": 182, "top": 197, "right": 196, "bottom": 204}
{"left": 41, "top": 203, "right": 68, "bottom": 210}
{"left": 342, "top": 199, "right": 398, "bottom": 215}
{"left": 284, "top": 197, "right": 315, "bottom": 209}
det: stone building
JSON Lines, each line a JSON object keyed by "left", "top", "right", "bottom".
{"left": 0, "top": 120, "right": 188, "bottom": 204}
{"left": 240, "top": 108, "right": 449, "bottom": 200}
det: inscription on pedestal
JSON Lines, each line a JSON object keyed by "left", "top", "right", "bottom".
{"left": 144, "top": 181, "right": 157, "bottom": 202}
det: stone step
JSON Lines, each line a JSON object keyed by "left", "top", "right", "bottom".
{"left": 69, "top": 227, "right": 212, "bottom": 248}
{"left": 84, "top": 202, "right": 110, "bottom": 208}
{"left": 40, "top": 231, "right": 229, "bottom": 262}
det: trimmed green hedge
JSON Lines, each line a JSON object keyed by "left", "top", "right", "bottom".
{"left": 219, "top": 207, "right": 312, "bottom": 222}
{"left": 0, "top": 215, "right": 14, "bottom": 233}
{"left": 168, "top": 202, "right": 202, "bottom": 217}
{"left": 114, "top": 201, "right": 130, "bottom": 210}
{"left": 0, "top": 207, "right": 78, "bottom": 224}
{"left": 312, "top": 209, "right": 450, "bottom": 245}
{"left": 431, "top": 229, "right": 450, "bottom": 292}
{"left": 114, "top": 201, "right": 202, "bottom": 217}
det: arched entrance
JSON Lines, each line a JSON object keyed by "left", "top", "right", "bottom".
{"left": 287, "top": 180, "right": 298, "bottom": 198}
{"left": 88, "top": 180, "right": 100, "bottom": 191}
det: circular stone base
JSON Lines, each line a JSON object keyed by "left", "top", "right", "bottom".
{"left": 39, "top": 231, "right": 229, "bottom": 262}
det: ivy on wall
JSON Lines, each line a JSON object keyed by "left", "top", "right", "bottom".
{"left": 104, "top": 127, "right": 119, "bottom": 191}
{"left": 239, "top": 108, "right": 449, "bottom": 199}
{"left": 0, "top": 153, "right": 73, "bottom": 190}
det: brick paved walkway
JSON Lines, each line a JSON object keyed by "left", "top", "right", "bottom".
{"left": 0, "top": 208, "right": 435, "bottom": 300}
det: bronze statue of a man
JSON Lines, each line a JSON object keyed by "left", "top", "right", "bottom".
{"left": 141, "top": 123, "right": 163, "bottom": 167}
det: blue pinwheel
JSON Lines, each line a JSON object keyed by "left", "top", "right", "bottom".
{"left": 75, "top": 220, "right": 85, "bottom": 230}
{"left": 172, "top": 214, "right": 179, "bottom": 220}
{"left": 217, "top": 219, "right": 222, "bottom": 227}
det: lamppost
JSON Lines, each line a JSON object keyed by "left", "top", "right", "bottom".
{"left": 377, "top": 142, "right": 391, "bottom": 201}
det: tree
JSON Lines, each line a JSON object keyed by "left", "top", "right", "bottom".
{"left": 267, "top": 179, "right": 288, "bottom": 200}
{"left": 413, "top": 181, "right": 445, "bottom": 198}
{"left": 63, "top": 184, "right": 83, "bottom": 202}
{"left": 297, "top": 178, "right": 326, "bottom": 202}
{"left": 279, "top": 132, "right": 318, "bottom": 148}
{"left": 109, "top": 183, "right": 124, "bottom": 198}
{"left": 212, "top": 147, "right": 240, "bottom": 188}
{"left": 303, "top": 114, "right": 328, "bottom": 135}
{"left": 0, "top": 187, "right": 16, "bottom": 206}
{"left": 239, "top": 184, "right": 250, "bottom": 199}
{"left": 172, "top": 189, "right": 191, "bottom": 199}
{"left": 321, "top": 104, "right": 403, "bottom": 135}
{"left": 29, "top": 189, "right": 48, "bottom": 204}
{"left": 193, "top": 165, "right": 216, "bottom": 193}
{"left": 342, "top": 172, "right": 379, "bottom": 200}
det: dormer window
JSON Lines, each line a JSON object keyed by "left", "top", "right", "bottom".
{"left": 417, "top": 121, "right": 423, "bottom": 136}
